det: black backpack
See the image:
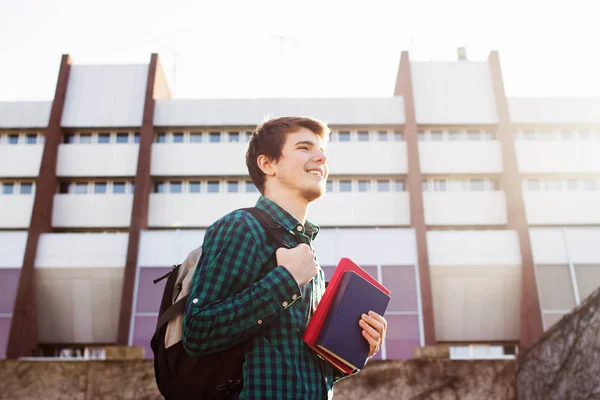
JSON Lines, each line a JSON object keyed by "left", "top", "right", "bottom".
{"left": 150, "top": 207, "right": 288, "bottom": 400}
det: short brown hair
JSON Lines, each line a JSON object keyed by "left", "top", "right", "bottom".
{"left": 246, "top": 116, "right": 330, "bottom": 194}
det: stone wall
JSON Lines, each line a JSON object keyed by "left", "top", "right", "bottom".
{"left": 516, "top": 285, "right": 600, "bottom": 400}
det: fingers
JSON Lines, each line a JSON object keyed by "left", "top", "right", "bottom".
{"left": 359, "top": 312, "right": 388, "bottom": 358}
{"left": 363, "top": 311, "right": 387, "bottom": 341}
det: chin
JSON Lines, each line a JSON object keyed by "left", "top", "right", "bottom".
{"left": 301, "top": 186, "right": 325, "bottom": 203}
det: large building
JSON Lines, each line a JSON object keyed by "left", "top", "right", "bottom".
{"left": 1, "top": 51, "right": 599, "bottom": 361}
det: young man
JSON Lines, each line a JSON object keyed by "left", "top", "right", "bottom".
{"left": 183, "top": 116, "right": 387, "bottom": 399}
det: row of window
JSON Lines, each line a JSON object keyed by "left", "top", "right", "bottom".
{"left": 63, "top": 132, "right": 139, "bottom": 145}
{"left": 155, "top": 179, "right": 258, "bottom": 194}
{"left": 156, "top": 131, "right": 253, "bottom": 144}
{"left": 422, "top": 178, "right": 500, "bottom": 192}
{"left": 524, "top": 178, "right": 600, "bottom": 192}
{"left": 417, "top": 129, "right": 495, "bottom": 142}
{"left": 0, "top": 181, "right": 35, "bottom": 195}
{"left": 0, "top": 133, "right": 45, "bottom": 145}
{"left": 514, "top": 130, "right": 600, "bottom": 141}
{"left": 58, "top": 181, "right": 135, "bottom": 194}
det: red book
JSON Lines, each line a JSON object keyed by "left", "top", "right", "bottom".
{"left": 304, "top": 258, "right": 390, "bottom": 373}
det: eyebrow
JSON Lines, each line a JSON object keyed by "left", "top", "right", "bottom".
{"left": 294, "top": 140, "right": 326, "bottom": 153}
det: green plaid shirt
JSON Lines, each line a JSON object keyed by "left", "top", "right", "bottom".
{"left": 183, "top": 196, "right": 341, "bottom": 399}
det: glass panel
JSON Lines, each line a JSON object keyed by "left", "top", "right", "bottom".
{"left": 583, "top": 179, "right": 597, "bottom": 191}
{"left": 470, "top": 179, "right": 486, "bottom": 191}
{"left": 393, "top": 131, "right": 404, "bottom": 141}
{"left": 338, "top": 132, "right": 350, "bottom": 142}
{"left": 384, "top": 315, "right": 420, "bottom": 359}
{"left": 113, "top": 182, "right": 126, "bottom": 194}
{"left": 357, "top": 180, "right": 370, "bottom": 192}
{"left": 74, "top": 183, "right": 88, "bottom": 194}
{"left": 157, "top": 134, "right": 167, "bottom": 143}
{"left": 448, "top": 130, "right": 463, "bottom": 141}
{"left": 19, "top": 183, "right": 33, "bottom": 194}
{"left": 466, "top": 130, "right": 481, "bottom": 141}
{"left": 209, "top": 132, "right": 221, "bottom": 143}
{"left": 155, "top": 183, "right": 165, "bottom": 193}
{"left": 523, "top": 131, "right": 536, "bottom": 140}
{"left": 64, "top": 134, "right": 75, "bottom": 144}
{"left": 433, "top": 179, "right": 447, "bottom": 191}
{"left": 378, "top": 131, "right": 388, "bottom": 141}
{"left": 536, "top": 264, "right": 576, "bottom": 310}
{"left": 172, "top": 133, "right": 184, "bottom": 144}
{"left": 545, "top": 179, "right": 563, "bottom": 191}
{"left": 382, "top": 266, "right": 417, "bottom": 312}
{"left": 561, "top": 130, "right": 573, "bottom": 140}
{"left": 326, "top": 181, "right": 333, "bottom": 192}
{"left": 377, "top": 180, "right": 390, "bottom": 192}
{"left": 94, "top": 182, "right": 107, "bottom": 194}
{"left": 417, "top": 131, "right": 425, "bottom": 141}
{"left": 79, "top": 134, "right": 92, "bottom": 144}
{"left": 59, "top": 182, "right": 70, "bottom": 194}
{"left": 227, "top": 181, "right": 239, "bottom": 193}
{"left": 482, "top": 131, "right": 495, "bottom": 140}
{"left": 430, "top": 130, "right": 443, "bottom": 141}
{"left": 574, "top": 264, "right": 600, "bottom": 301}
{"left": 245, "top": 182, "right": 258, "bottom": 193}
{"left": 358, "top": 131, "right": 369, "bottom": 142}
{"left": 132, "top": 316, "right": 158, "bottom": 359}
{"left": 207, "top": 181, "right": 220, "bottom": 193}
{"left": 321, "top": 266, "right": 336, "bottom": 281}
{"left": 0, "top": 269, "right": 20, "bottom": 313}
{"left": 116, "top": 133, "right": 129, "bottom": 143}
{"left": 566, "top": 179, "right": 579, "bottom": 191}
{"left": 134, "top": 133, "right": 140, "bottom": 143}
{"left": 136, "top": 267, "right": 172, "bottom": 313}
{"left": 578, "top": 131, "right": 590, "bottom": 140}
{"left": 189, "top": 182, "right": 201, "bottom": 193}
{"left": 228, "top": 132, "right": 240, "bottom": 143}
{"left": 190, "top": 133, "right": 203, "bottom": 143}
{"left": 527, "top": 179, "right": 542, "bottom": 191}
{"left": 422, "top": 181, "right": 429, "bottom": 191}
{"left": 98, "top": 134, "right": 110, "bottom": 144}
{"left": 26, "top": 134, "right": 37, "bottom": 144}
{"left": 339, "top": 181, "right": 352, "bottom": 192}
{"left": 8, "top": 135, "right": 19, "bottom": 144}
{"left": 0, "top": 317, "right": 10, "bottom": 359}
{"left": 394, "top": 180, "right": 405, "bottom": 191}
{"left": 169, "top": 182, "right": 182, "bottom": 194}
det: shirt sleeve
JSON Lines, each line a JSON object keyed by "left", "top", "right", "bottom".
{"left": 182, "top": 217, "right": 301, "bottom": 356}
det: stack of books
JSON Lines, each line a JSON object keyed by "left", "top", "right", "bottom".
{"left": 304, "top": 258, "right": 391, "bottom": 373}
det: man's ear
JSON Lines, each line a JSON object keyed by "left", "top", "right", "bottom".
{"left": 257, "top": 155, "right": 276, "bottom": 176}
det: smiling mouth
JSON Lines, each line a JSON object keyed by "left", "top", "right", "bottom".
{"left": 307, "top": 170, "right": 324, "bottom": 178}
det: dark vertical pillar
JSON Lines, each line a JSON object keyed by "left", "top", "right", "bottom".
{"left": 488, "top": 51, "right": 543, "bottom": 347}
{"left": 116, "top": 54, "right": 169, "bottom": 345}
{"left": 7, "top": 55, "right": 72, "bottom": 358}
{"left": 394, "top": 51, "right": 436, "bottom": 345}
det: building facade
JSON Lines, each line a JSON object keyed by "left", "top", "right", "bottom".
{"left": 1, "top": 52, "right": 599, "bottom": 360}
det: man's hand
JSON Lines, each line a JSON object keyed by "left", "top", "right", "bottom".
{"left": 359, "top": 311, "right": 387, "bottom": 358}
{"left": 276, "top": 244, "right": 318, "bottom": 286}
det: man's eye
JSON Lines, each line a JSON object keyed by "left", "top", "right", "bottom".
{"left": 299, "top": 146, "right": 309, "bottom": 150}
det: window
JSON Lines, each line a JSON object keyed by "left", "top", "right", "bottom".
{"left": 79, "top": 134, "right": 92, "bottom": 144}
{"left": 155, "top": 182, "right": 166, "bottom": 193}
{"left": 523, "top": 131, "right": 536, "bottom": 141}
{"left": 466, "top": 130, "right": 480, "bottom": 141}
{"left": 64, "top": 134, "right": 75, "bottom": 144}
{"left": 377, "top": 180, "right": 390, "bottom": 192}
{"left": 98, "top": 134, "right": 110, "bottom": 144}
{"left": 378, "top": 131, "right": 388, "bottom": 141}
{"left": 244, "top": 132, "right": 253, "bottom": 143}
{"left": 326, "top": 181, "right": 333, "bottom": 192}
{"left": 2, "top": 183, "right": 14, "bottom": 194}
{"left": 227, "top": 181, "right": 239, "bottom": 193}
{"left": 26, "top": 134, "right": 37, "bottom": 144}
{"left": 357, "top": 180, "right": 370, "bottom": 192}
{"left": 482, "top": 131, "right": 495, "bottom": 141}
{"left": 430, "top": 130, "right": 443, "bottom": 141}
{"left": 228, "top": 132, "right": 240, "bottom": 143}
{"left": 207, "top": 181, "right": 220, "bottom": 193}
{"left": 393, "top": 131, "right": 404, "bottom": 141}
{"left": 394, "top": 180, "right": 405, "bottom": 191}
{"left": 339, "top": 180, "right": 352, "bottom": 192}
{"left": 172, "top": 133, "right": 184, "bottom": 144}
{"left": 8, "top": 135, "right": 18, "bottom": 144}
{"left": 94, "top": 182, "right": 107, "bottom": 194}
{"left": 338, "top": 131, "right": 350, "bottom": 142}
{"left": 545, "top": 179, "right": 563, "bottom": 191}
{"left": 583, "top": 179, "right": 597, "bottom": 191}
{"left": 169, "top": 182, "right": 182, "bottom": 194}
{"left": 59, "top": 182, "right": 70, "bottom": 194}
{"left": 190, "top": 133, "right": 203, "bottom": 143}
{"left": 449, "top": 130, "right": 463, "bottom": 141}
{"left": 157, "top": 133, "right": 167, "bottom": 143}
{"left": 417, "top": 131, "right": 426, "bottom": 141}
{"left": 75, "top": 183, "right": 88, "bottom": 194}
{"left": 358, "top": 131, "right": 369, "bottom": 142}
{"left": 527, "top": 179, "right": 542, "bottom": 191}
{"left": 422, "top": 181, "right": 429, "bottom": 191}
{"left": 566, "top": 179, "right": 579, "bottom": 191}
{"left": 134, "top": 133, "right": 140, "bottom": 143}
{"left": 245, "top": 182, "right": 258, "bottom": 193}
{"left": 20, "top": 183, "right": 33, "bottom": 194}
{"left": 433, "top": 179, "right": 447, "bottom": 191}
{"left": 209, "top": 132, "right": 221, "bottom": 143}
{"left": 116, "top": 133, "right": 129, "bottom": 143}
{"left": 561, "top": 130, "right": 573, "bottom": 140}
{"left": 189, "top": 182, "right": 201, "bottom": 193}
{"left": 470, "top": 179, "right": 486, "bottom": 191}
{"left": 113, "top": 182, "right": 126, "bottom": 194}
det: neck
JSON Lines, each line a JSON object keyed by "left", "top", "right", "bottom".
{"left": 263, "top": 189, "right": 310, "bottom": 225}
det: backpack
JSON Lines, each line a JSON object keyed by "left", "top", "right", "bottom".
{"left": 150, "top": 207, "right": 288, "bottom": 400}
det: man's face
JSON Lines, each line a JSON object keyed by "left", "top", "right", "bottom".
{"left": 270, "top": 128, "right": 329, "bottom": 202}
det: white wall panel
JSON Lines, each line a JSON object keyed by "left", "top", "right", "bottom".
{"left": 36, "top": 233, "right": 129, "bottom": 268}
{"left": 327, "top": 142, "right": 407, "bottom": 175}
{"left": 138, "top": 230, "right": 206, "bottom": 267}
{"left": 530, "top": 228, "right": 600, "bottom": 264}
{"left": 310, "top": 193, "right": 410, "bottom": 227}
{"left": 313, "top": 228, "right": 417, "bottom": 266}
{"left": 0, "top": 231, "right": 28, "bottom": 268}
{"left": 509, "top": 98, "right": 600, "bottom": 124}
{"left": 0, "top": 101, "right": 51, "bottom": 128}
{"left": 52, "top": 194, "right": 133, "bottom": 228}
{"left": 0, "top": 145, "right": 43, "bottom": 177}
{"left": 0, "top": 196, "right": 34, "bottom": 228}
{"left": 56, "top": 144, "right": 139, "bottom": 177}
{"left": 423, "top": 192, "right": 507, "bottom": 226}
{"left": 516, "top": 142, "right": 600, "bottom": 173}
{"left": 61, "top": 65, "right": 148, "bottom": 128}
{"left": 419, "top": 142, "right": 503, "bottom": 174}
{"left": 154, "top": 97, "right": 405, "bottom": 126}
{"left": 411, "top": 62, "right": 498, "bottom": 124}
{"left": 427, "top": 230, "right": 521, "bottom": 266}
{"left": 524, "top": 193, "right": 600, "bottom": 225}
{"left": 151, "top": 143, "right": 248, "bottom": 176}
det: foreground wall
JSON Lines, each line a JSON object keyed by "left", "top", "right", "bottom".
{"left": 0, "top": 359, "right": 515, "bottom": 400}
{"left": 516, "top": 285, "right": 600, "bottom": 400}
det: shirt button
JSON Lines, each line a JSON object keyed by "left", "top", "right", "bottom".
{"left": 282, "top": 301, "right": 289, "bottom": 307}
{"left": 296, "top": 226, "right": 303, "bottom": 232}
{"left": 292, "top": 294, "right": 298, "bottom": 300}
{"left": 192, "top": 298, "right": 198, "bottom": 304}
{"left": 257, "top": 320, "right": 263, "bottom": 325}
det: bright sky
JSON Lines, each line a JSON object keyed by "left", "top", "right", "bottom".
{"left": 0, "top": 0, "right": 598, "bottom": 101}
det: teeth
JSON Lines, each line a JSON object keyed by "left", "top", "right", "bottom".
{"left": 308, "top": 170, "right": 322, "bottom": 176}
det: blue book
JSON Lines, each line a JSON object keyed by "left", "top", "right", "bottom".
{"left": 315, "top": 271, "right": 391, "bottom": 371}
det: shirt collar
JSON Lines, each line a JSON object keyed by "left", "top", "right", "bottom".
{"left": 255, "top": 196, "right": 320, "bottom": 239}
